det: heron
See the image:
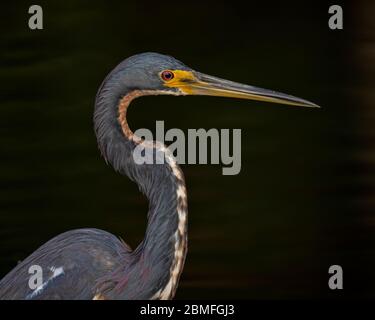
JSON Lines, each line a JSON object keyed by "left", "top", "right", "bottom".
{"left": 0, "top": 52, "right": 318, "bottom": 300}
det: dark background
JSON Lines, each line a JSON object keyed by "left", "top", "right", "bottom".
{"left": 1, "top": 0, "right": 374, "bottom": 299}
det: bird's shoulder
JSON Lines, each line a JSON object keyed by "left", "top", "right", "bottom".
{"left": 0, "top": 228, "right": 132, "bottom": 300}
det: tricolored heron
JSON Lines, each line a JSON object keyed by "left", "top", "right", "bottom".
{"left": 0, "top": 53, "right": 318, "bottom": 299}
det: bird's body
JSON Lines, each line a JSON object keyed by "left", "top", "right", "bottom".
{"left": 0, "top": 52, "right": 318, "bottom": 300}
{"left": 0, "top": 229, "right": 128, "bottom": 299}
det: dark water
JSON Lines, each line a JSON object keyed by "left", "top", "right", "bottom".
{"left": 1, "top": 1, "right": 374, "bottom": 298}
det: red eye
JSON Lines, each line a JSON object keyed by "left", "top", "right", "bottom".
{"left": 161, "top": 70, "right": 174, "bottom": 81}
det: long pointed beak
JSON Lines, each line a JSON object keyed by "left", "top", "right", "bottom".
{"left": 185, "top": 71, "right": 319, "bottom": 108}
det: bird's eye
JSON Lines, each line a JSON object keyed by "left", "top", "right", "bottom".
{"left": 161, "top": 70, "right": 174, "bottom": 81}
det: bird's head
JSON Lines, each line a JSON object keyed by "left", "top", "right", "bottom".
{"left": 108, "top": 52, "right": 319, "bottom": 108}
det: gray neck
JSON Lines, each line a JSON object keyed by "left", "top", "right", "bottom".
{"left": 93, "top": 79, "right": 188, "bottom": 299}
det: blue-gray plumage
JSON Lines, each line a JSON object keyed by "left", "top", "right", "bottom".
{"left": 0, "top": 52, "right": 318, "bottom": 300}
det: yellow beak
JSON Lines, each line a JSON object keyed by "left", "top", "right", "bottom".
{"left": 165, "top": 70, "right": 319, "bottom": 108}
